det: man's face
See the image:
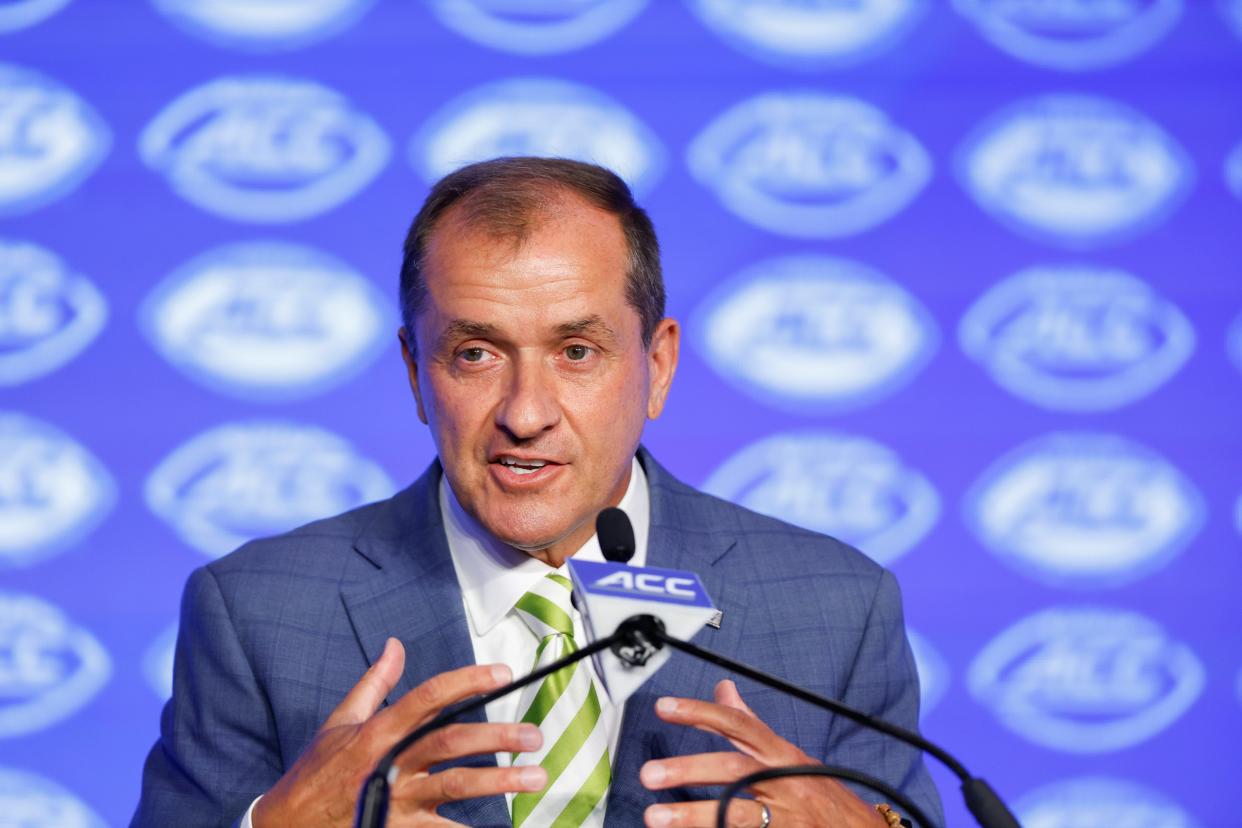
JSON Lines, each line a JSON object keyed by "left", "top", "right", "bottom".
{"left": 400, "top": 193, "right": 678, "bottom": 565}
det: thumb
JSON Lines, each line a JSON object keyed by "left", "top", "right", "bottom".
{"left": 324, "top": 637, "right": 405, "bottom": 728}
{"left": 714, "top": 679, "right": 757, "bottom": 718}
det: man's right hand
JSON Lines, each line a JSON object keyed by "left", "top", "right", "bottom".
{"left": 253, "top": 637, "right": 545, "bottom": 827}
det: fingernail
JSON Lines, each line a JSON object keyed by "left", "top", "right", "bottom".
{"left": 518, "top": 726, "right": 541, "bottom": 751}
{"left": 647, "top": 805, "right": 673, "bottom": 827}
{"left": 656, "top": 697, "right": 678, "bottom": 714}
{"left": 518, "top": 766, "right": 546, "bottom": 790}
{"left": 491, "top": 664, "right": 511, "bottom": 685}
{"left": 641, "top": 761, "right": 666, "bottom": 786}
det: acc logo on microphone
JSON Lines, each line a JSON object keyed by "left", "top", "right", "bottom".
{"left": 686, "top": 0, "right": 927, "bottom": 69}
{"left": 0, "top": 413, "right": 114, "bottom": 568}
{"left": 960, "top": 264, "right": 1194, "bottom": 411}
{"left": 958, "top": 95, "right": 1192, "bottom": 246}
{"left": 0, "top": 767, "right": 107, "bottom": 827}
{"left": 704, "top": 431, "right": 939, "bottom": 566}
{"left": 966, "top": 433, "right": 1202, "bottom": 587}
{"left": 145, "top": 421, "right": 394, "bottom": 557}
{"left": 150, "top": 0, "right": 376, "bottom": 50}
{"left": 0, "top": 0, "right": 72, "bottom": 33}
{"left": 140, "top": 242, "right": 395, "bottom": 401}
{"left": 139, "top": 75, "right": 390, "bottom": 223}
{"left": 0, "top": 239, "right": 107, "bottom": 386}
{"left": 143, "top": 624, "right": 177, "bottom": 700}
{"left": 688, "top": 92, "right": 930, "bottom": 238}
{"left": 0, "top": 591, "right": 111, "bottom": 737}
{"left": 0, "top": 64, "right": 110, "bottom": 216}
{"left": 427, "top": 0, "right": 649, "bottom": 55}
{"left": 1014, "top": 776, "right": 1202, "bottom": 828}
{"left": 969, "top": 607, "right": 1203, "bottom": 753}
{"left": 906, "top": 629, "right": 949, "bottom": 718}
{"left": 953, "top": 0, "right": 1183, "bottom": 71}
{"left": 694, "top": 256, "right": 937, "bottom": 411}
{"left": 412, "top": 78, "right": 664, "bottom": 197}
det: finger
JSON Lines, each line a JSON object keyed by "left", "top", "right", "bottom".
{"left": 640, "top": 752, "right": 764, "bottom": 791}
{"left": 714, "top": 680, "right": 756, "bottom": 718}
{"left": 645, "top": 798, "right": 768, "bottom": 828}
{"left": 654, "top": 697, "right": 808, "bottom": 764}
{"left": 400, "top": 764, "right": 547, "bottom": 805}
{"left": 395, "top": 722, "right": 541, "bottom": 773}
{"left": 324, "top": 637, "right": 405, "bottom": 728}
{"left": 378, "top": 663, "right": 512, "bottom": 733}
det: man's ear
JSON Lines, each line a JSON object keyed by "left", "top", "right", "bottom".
{"left": 398, "top": 327, "right": 429, "bottom": 425}
{"left": 645, "top": 317, "right": 680, "bottom": 420}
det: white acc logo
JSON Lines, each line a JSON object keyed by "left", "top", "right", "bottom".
{"left": 704, "top": 431, "right": 939, "bottom": 566}
{"left": 151, "top": 0, "right": 376, "bottom": 50}
{"left": 412, "top": 77, "right": 664, "bottom": 197}
{"left": 1015, "top": 776, "right": 1202, "bottom": 828}
{"left": 1222, "top": 0, "right": 1242, "bottom": 42}
{"left": 1229, "top": 310, "right": 1242, "bottom": 377}
{"left": 958, "top": 94, "right": 1192, "bottom": 246}
{"left": 689, "top": 92, "right": 930, "bottom": 238}
{"left": 428, "top": 0, "right": 649, "bottom": 55}
{"left": 966, "top": 432, "right": 1201, "bottom": 587}
{"left": 694, "top": 255, "right": 937, "bottom": 410}
{"left": 0, "top": 63, "right": 110, "bottom": 216}
{"left": 686, "top": 0, "right": 926, "bottom": 69}
{"left": 906, "top": 628, "right": 949, "bottom": 718}
{"left": 1226, "top": 139, "right": 1242, "bottom": 203}
{"left": 954, "top": 0, "right": 1183, "bottom": 71}
{"left": 141, "top": 241, "right": 394, "bottom": 400}
{"left": 0, "top": 239, "right": 107, "bottom": 386}
{"left": 969, "top": 607, "right": 1204, "bottom": 753}
{"left": 0, "top": 591, "right": 111, "bottom": 737}
{"left": 146, "top": 421, "right": 394, "bottom": 557}
{"left": 0, "top": 0, "right": 71, "bottom": 33}
{"left": 0, "top": 413, "right": 114, "bottom": 568}
{"left": 960, "top": 264, "right": 1194, "bottom": 411}
{"left": 143, "top": 624, "right": 177, "bottom": 700}
{"left": 140, "top": 75, "right": 390, "bottom": 223}
{"left": 0, "top": 766, "right": 107, "bottom": 828}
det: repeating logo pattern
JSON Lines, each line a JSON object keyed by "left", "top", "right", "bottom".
{"left": 0, "top": 0, "right": 72, "bottom": 33}
{"left": 0, "top": 591, "right": 111, "bottom": 737}
{"left": 150, "top": 0, "right": 377, "bottom": 51}
{"left": 969, "top": 607, "right": 1204, "bottom": 752}
{"left": 427, "top": 0, "right": 650, "bottom": 55}
{"left": 140, "top": 241, "right": 395, "bottom": 400}
{"left": 412, "top": 77, "right": 664, "bottom": 196}
{"left": 0, "top": 63, "right": 109, "bottom": 215}
{"left": 1014, "top": 776, "right": 1201, "bottom": 828}
{"left": 1229, "top": 311, "right": 1242, "bottom": 377}
{"left": 906, "top": 628, "right": 949, "bottom": 718}
{"left": 688, "top": 92, "right": 931, "bottom": 238}
{"left": 966, "top": 432, "right": 1202, "bottom": 587}
{"left": 694, "top": 255, "right": 937, "bottom": 410}
{"left": 139, "top": 75, "right": 391, "bottom": 222}
{"left": 0, "top": 766, "right": 107, "bottom": 828}
{"left": 0, "top": 413, "right": 114, "bottom": 568}
{"left": 1227, "top": 139, "right": 1242, "bottom": 202}
{"left": 685, "top": 0, "right": 927, "bottom": 69}
{"left": 1223, "top": 0, "right": 1242, "bottom": 42}
{"left": 959, "top": 264, "right": 1195, "bottom": 411}
{"left": 958, "top": 94, "right": 1192, "bottom": 246}
{"left": 145, "top": 421, "right": 394, "bottom": 557}
{"left": 703, "top": 430, "right": 939, "bottom": 566}
{"left": 142, "top": 624, "right": 177, "bottom": 700}
{"left": 0, "top": 238, "right": 107, "bottom": 386}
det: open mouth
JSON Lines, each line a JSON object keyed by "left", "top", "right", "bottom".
{"left": 493, "top": 455, "right": 562, "bottom": 478}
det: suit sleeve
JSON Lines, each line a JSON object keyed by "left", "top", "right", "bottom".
{"left": 131, "top": 566, "right": 284, "bottom": 828}
{"left": 824, "top": 569, "right": 945, "bottom": 828}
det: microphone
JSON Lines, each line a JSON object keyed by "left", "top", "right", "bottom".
{"left": 596, "top": 506, "right": 636, "bottom": 562}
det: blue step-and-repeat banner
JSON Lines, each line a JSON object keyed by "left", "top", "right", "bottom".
{"left": 2, "top": 1, "right": 1240, "bottom": 825}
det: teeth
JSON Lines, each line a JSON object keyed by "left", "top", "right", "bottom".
{"left": 499, "top": 457, "right": 548, "bottom": 473}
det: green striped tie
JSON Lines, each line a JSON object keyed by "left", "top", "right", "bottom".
{"left": 510, "top": 572, "right": 611, "bottom": 828}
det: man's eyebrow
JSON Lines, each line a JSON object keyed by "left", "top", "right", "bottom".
{"left": 554, "top": 315, "right": 619, "bottom": 342}
{"left": 437, "top": 319, "right": 499, "bottom": 348}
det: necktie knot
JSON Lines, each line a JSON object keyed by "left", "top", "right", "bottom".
{"left": 514, "top": 572, "right": 575, "bottom": 641}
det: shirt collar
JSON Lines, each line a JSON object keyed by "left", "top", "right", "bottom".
{"left": 441, "top": 456, "right": 650, "bottom": 637}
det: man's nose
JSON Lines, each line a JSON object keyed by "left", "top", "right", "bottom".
{"left": 495, "top": 357, "right": 561, "bottom": 440}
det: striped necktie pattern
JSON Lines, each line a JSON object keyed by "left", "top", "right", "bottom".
{"left": 510, "top": 572, "right": 611, "bottom": 828}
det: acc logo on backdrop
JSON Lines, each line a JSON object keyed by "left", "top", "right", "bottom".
{"left": 140, "top": 75, "right": 390, "bottom": 223}
{"left": 688, "top": 92, "right": 930, "bottom": 238}
{"left": 0, "top": 239, "right": 107, "bottom": 386}
{"left": 1226, "top": 139, "right": 1242, "bottom": 203}
{"left": 685, "top": 0, "right": 927, "bottom": 69}
{"left": 140, "top": 241, "right": 394, "bottom": 400}
{"left": 953, "top": 0, "right": 1183, "bottom": 71}
{"left": 145, "top": 421, "right": 394, "bottom": 557}
{"left": 143, "top": 624, "right": 177, "bottom": 700}
{"left": 966, "top": 432, "right": 1202, "bottom": 587}
{"left": 1014, "top": 776, "right": 1202, "bottom": 828}
{"left": 0, "top": 591, "right": 111, "bottom": 737}
{"left": 703, "top": 431, "right": 939, "bottom": 566}
{"left": 412, "top": 78, "right": 664, "bottom": 197}
{"left": 1223, "top": 0, "right": 1242, "bottom": 42}
{"left": 960, "top": 264, "right": 1194, "bottom": 411}
{"left": 0, "top": 413, "right": 114, "bottom": 568}
{"left": 968, "top": 606, "right": 1204, "bottom": 753}
{"left": 694, "top": 255, "right": 937, "bottom": 410}
{"left": 0, "top": 64, "right": 110, "bottom": 216}
{"left": 958, "top": 94, "right": 1192, "bottom": 247}
{"left": 428, "top": 0, "right": 649, "bottom": 55}
{"left": 0, "top": 767, "right": 107, "bottom": 828}
{"left": 150, "top": 0, "right": 376, "bottom": 50}
{"left": 1229, "top": 311, "right": 1242, "bottom": 377}
{"left": 906, "top": 628, "right": 949, "bottom": 718}
{"left": 0, "top": 0, "right": 72, "bottom": 32}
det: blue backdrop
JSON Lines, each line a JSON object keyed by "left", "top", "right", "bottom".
{"left": 1, "top": 1, "right": 1240, "bottom": 826}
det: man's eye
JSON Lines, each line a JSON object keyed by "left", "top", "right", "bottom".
{"left": 565, "top": 344, "right": 591, "bottom": 361}
{"left": 460, "top": 347, "right": 487, "bottom": 362}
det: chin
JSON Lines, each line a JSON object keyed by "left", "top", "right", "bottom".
{"left": 483, "top": 504, "right": 581, "bottom": 555}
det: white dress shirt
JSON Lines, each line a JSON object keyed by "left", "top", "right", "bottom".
{"left": 242, "top": 458, "right": 649, "bottom": 828}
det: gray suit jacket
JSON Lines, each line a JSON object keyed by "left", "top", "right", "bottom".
{"left": 133, "top": 449, "right": 944, "bottom": 827}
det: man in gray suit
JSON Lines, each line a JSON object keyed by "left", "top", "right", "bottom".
{"left": 134, "top": 158, "right": 943, "bottom": 828}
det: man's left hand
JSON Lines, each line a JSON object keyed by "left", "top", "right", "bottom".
{"left": 639, "top": 680, "right": 887, "bottom": 828}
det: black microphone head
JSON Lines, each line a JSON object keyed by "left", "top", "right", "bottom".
{"left": 596, "top": 507, "right": 636, "bottom": 563}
